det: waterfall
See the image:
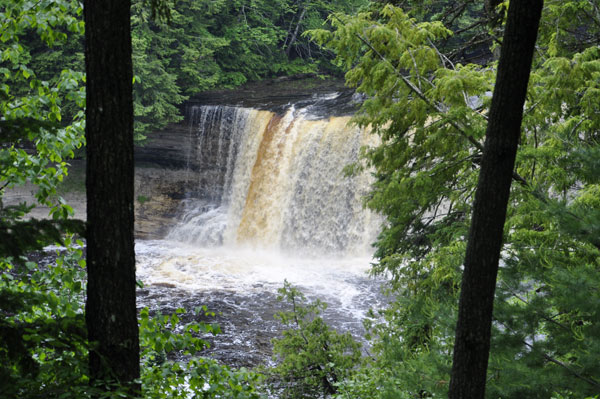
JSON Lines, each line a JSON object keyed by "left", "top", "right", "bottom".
{"left": 167, "top": 103, "right": 380, "bottom": 256}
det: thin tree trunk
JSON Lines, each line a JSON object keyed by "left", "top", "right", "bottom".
{"left": 285, "top": 6, "right": 307, "bottom": 57}
{"left": 448, "top": 1, "right": 543, "bottom": 398}
{"left": 84, "top": 0, "right": 139, "bottom": 393}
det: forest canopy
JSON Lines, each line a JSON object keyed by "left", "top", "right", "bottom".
{"left": 4, "top": 0, "right": 368, "bottom": 141}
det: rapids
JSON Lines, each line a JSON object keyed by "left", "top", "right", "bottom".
{"left": 135, "top": 98, "right": 384, "bottom": 367}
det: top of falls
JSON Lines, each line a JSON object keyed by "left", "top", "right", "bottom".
{"left": 187, "top": 76, "right": 363, "bottom": 118}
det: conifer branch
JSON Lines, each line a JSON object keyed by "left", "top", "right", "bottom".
{"left": 500, "top": 283, "right": 572, "bottom": 333}
{"left": 498, "top": 319, "right": 600, "bottom": 390}
{"left": 347, "top": 24, "right": 536, "bottom": 191}
{"left": 333, "top": 13, "right": 597, "bottom": 244}
{"left": 536, "top": 351, "right": 600, "bottom": 390}
{"left": 351, "top": 27, "right": 485, "bottom": 152}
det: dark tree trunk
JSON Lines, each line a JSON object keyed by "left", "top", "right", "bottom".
{"left": 84, "top": 0, "right": 139, "bottom": 393}
{"left": 448, "top": 1, "right": 543, "bottom": 398}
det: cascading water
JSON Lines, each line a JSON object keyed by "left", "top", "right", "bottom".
{"left": 167, "top": 104, "right": 379, "bottom": 255}
{"left": 135, "top": 97, "right": 384, "bottom": 367}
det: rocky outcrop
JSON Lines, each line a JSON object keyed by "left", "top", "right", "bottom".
{"left": 188, "top": 75, "right": 359, "bottom": 117}
{"left": 2, "top": 162, "right": 186, "bottom": 240}
{"left": 134, "top": 167, "right": 188, "bottom": 239}
{"left": 135, "top": 123, "right": 190, "bottom": 170}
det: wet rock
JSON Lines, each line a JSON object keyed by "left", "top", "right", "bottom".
{"left": 188, "top": 75, "right": 359, "bottom": 117}
{"left": 134, "top": 167, "right": 188, "bottom": 239}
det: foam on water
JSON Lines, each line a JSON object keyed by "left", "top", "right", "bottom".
{"left": 136, "top": 239, "right": 378, "bottom": 321}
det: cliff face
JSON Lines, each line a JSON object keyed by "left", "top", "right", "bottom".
{"left": 1, "top": 158, "right": 185, "bottom": 240}
{"left": 133, "top": 123, "right": 190, "bottom": 239}
{"left": 188, "top": 76, "right": 358, "bottom": 117}
{"left": 134, "top": 167, "right": 188, "bottom": 239}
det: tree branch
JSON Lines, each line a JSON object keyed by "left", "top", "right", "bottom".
{"left": 331, "top": 14, "right": 542, "bottom": 196}
{"left": 497, "top": 319, "right": 600, "bottom": 391}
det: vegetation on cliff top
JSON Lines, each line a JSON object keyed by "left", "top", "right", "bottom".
{"left": 11, "top": 0, "right": 368, "bottom": 141}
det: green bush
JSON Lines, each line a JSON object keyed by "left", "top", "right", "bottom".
{"left": 269, "top": 280, "right": 361, "bottom": 399}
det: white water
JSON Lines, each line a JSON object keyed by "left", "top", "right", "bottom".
{"left": 136, "top": 240, "right": 378, "bottom": 321}
{"left": 166, "top": 104, "right": 380, "bottom": 255}
{"left": 135, "top": 102, "right": 383, "bottom": 365}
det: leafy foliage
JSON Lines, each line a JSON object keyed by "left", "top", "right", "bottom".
{"left": 0, "top": 0, "right": 86, "bottom": 264}
{"left": 0, "top": 242, "right": 89, "bottom": 399}
{"left": 269, "top": 280, "right": 361, "bottom": 399}
{"left": 0, "top": 0, "right": 86, "bottom": 204}
{"left": 138, "top": 307, "right": 262, "bottom": 399}
{"left": 0, "top": 3, "right": 87, "bottom": 395}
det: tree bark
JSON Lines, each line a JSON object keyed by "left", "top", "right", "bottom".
{"left": 448, "top": 1, "right": 543, "bottom": 398}
{"left": 84, "top": 0, "right": 139, "bottom": 393}
{"left": 285, "top": 6, "right": 307, "bottom": 58}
